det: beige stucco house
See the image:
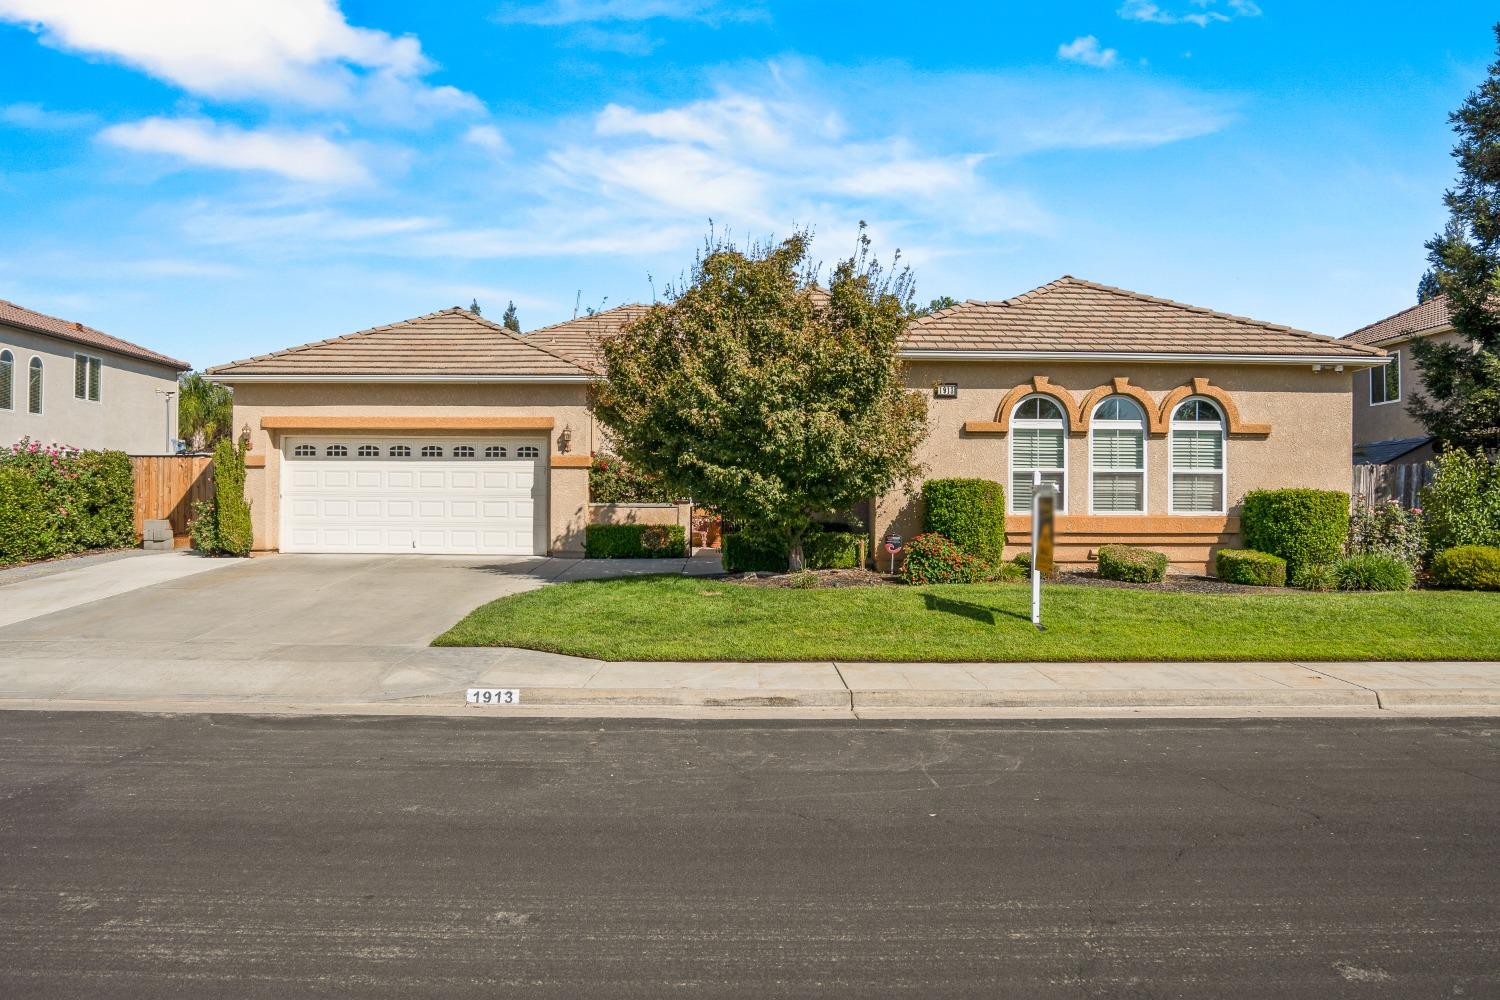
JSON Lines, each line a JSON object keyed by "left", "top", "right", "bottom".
{"left": 209, "top": 278, "right": 1386, "bottom": 570}
{"left": 1342, "top": 294, "right": 1465, "bottom": 465}
{"left": 0, "top": 298, "right": 189, "bottom": 454}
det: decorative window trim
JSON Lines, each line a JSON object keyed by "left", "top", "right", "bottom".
{"left": 27, "top": 356, "right": 42, "bottom": 415}
{"left": 1088, "top": 396, "right": 1147, "bottom": 515}
{"left": 1369, "top": 351, "right": 1402, "bottom": 406}
{"left": 73, "top": 353, "right": 103, "bottom": 403}
{"left": 1169, "top": 396, "right": 1227, "bottom": 515}
{"left": 1158, "top": 377, "right": 1269, "bottom": 438}
{"left": 1009, "top": 393, "right": 1068, "bottom": 514}
{"left": 1077, "top": 377, "right": 1165, "bottom": 434}
{"left": 980, "top": 376, "right": 1083, "bottom": 435}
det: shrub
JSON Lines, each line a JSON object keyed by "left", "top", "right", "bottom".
{"left": 584, "top": 523, "right": 687, "bottom": 558}
{"left": 1240, "top": 488, "right": 1350, "bottom": 578}
{"left": 722, "top": 532, "right": 789, "bottom": 573}
{"left": 188, "top": 497, "right": 219, "bottom": 554}
{"left": 589, "top": 453, "right": 679, "bottom": 504}
{"left": 1012, "top": 551, "right": 1030, "bottom": 572}
{"left": 1421, "top": 448, "right": 1500, "bottom": 554}
{"left": 0, "top": 438, "right": 136, "bottom": 564}
{"left": 921, "top": 478, "right": 1005, "bottom": 564}
{"left": 1096, "top": 544, "right": 1168, "bottom": 583}
{"left": 1290, "top": 562, "right": 1338, "bottom": 592}
{"left": 0, "top": 466, "right": 58, "bottom": 564}
{"left": 788, "top": 570, "right": 819, "bottom": 589}
{"left": 804, "top": 530, "right": 865, "bottom": 570}
{"left": 212, "top": 437, "right": 254, "bottom": 557}
{"left": 1347, "top": 499, "right": 1422, "bottom": 567}
{"left": 1431, "top": 545, "right": 1500, "bottom": 591}
{"left": 1215, "top": 548, "right": 1287, "bottom": 587}
{"left": 899, "top": 532, "right": 993, "bottom": 585}
{"left": 1333, "top": 553, "right": 1414, "bottom": 591}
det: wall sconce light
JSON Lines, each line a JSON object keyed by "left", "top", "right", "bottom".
{"left": 559, "top": 424, "right": 573, "bottom": 453}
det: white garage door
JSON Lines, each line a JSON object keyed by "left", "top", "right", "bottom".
{"left": 280, "top": 436, "right": 547, "bottom": 555}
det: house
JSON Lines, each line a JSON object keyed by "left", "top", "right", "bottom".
{"left": 1341, "top": 295, "right": 1460, "bottom": 465}
{"left": 208, "top": 278, "right": 1387, "bottom": 569}
{"left": 0, "top": 298, "right": 190, "bottom": 454}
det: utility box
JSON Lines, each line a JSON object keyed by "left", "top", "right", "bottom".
{"left": 142, "top": 519, "right": 173, "bottom": 551}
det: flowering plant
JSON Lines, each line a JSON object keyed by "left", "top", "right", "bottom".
{"left": 1347, "top": 498, "right": 1423, "bottom": 568}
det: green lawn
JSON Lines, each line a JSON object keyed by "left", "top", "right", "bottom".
{"left": 434, "top": 575, "right": 1500, "bottom": 662}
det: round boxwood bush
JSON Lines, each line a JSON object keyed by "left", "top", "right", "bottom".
{"left": 1240, "top": 488, "right": 1350, "bottom": 578}
{"left": 1332, "top": 553, "right": 1413, "bottom": 592}
{"left": 1215, "top": 548, "right": 1287, "bottom": 587}
{"left": 1096, "top": 544, "right": 1168, "bottom": 583}
{"left": 1431, "top": 545, "right": 1500, "bottom": 591}
{"left": 899, "top": 532, "right": 991, "bottom": 585}
{"left": 921, "top": 478, "right": 1005, "bottom": 564}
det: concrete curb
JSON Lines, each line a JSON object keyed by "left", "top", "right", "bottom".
{"left": 849, "top": 688, "right": 1382, "bottom": 709}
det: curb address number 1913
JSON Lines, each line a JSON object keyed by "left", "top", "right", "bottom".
{"left": 466, "top": 688, "right": 521, "bottom": 706}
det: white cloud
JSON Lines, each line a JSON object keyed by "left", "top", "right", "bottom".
{"left": 0, "top": 101, "right": 95, "bottom": 130}
{"left": 0, "top": 0, "right": 480, "bottom": 119}
{"left": 1118, "top": 0, "right": 1261, "bottom": 27}
{"left": 464, "top": 124, "right": 510, "bottom": 154}
{"left": 493, "top": 0, "right": 759, "bottom": 26}
{"left": 99, "top": 117, "right": 370, "bottom": 184}
{"left": 1057, "top": 35, "right": 1119, "bottom": 69}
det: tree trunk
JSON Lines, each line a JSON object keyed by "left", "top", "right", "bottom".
{"left": 788, "top": 541, "right": 805, "bottom": 572}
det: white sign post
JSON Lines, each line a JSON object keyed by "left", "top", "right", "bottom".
{"left": 1030, "top": 471, "right": 1057, "bottom": 631}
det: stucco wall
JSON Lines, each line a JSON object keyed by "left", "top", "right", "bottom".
{"left": 1352, "top": 329, "right": 1464, "bottom": 446}
{"left": 0, "top": 323, "right": 181, "bottom": 454}
{"left": 228, "top": 381, "right": 596, "bottom": 554}
{"left": 875, "top": 360, "right": 1356, "bottom": 572}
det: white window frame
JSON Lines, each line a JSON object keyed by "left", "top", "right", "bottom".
{"left": 73, "top": 352, "right": 103, "bottom": 403}
{"left": 0, "top": 349, "right": 13, "bottom": 411}
{"left": 516, "top": 445, "right": 541, "bottom": 459}
{"left": 1169, "top": 396, "right": 1227, "bottom": 515}
{"left": 1088, "top": 396, "right": 1147, "bottom": 515}
{"left": 1009, "top": 394, "right": 1068, "bottom": 514}
{"left": 1369, "top": 351, "right": 1401, "bottom": 406}
{"left": 27, "top": 356, "right": 42, "bottom": 415}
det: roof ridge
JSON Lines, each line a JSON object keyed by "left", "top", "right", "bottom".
{"left": 523, "top": 301, "right": 652, "bottom": 337}
{"left": 0, "top": 297, "right": 190, "bottom": 369}
{"left": 459, "top": 308, "right": 600, "bottom": 373}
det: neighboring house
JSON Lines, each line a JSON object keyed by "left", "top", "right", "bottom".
{"left": 0, "top": 298, "right": 190, "bottom": 454}
{"left": 1341, "top": 294, "right": 1462, "bottom": 465}
{"left": 208, "top": 278, "right": 1386, "bottom": 569}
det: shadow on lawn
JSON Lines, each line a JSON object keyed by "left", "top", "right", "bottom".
{"left": 922, "top": 593, "right": 1031, "bottom": 626}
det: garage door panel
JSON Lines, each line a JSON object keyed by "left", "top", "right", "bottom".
{"left": 280, "top": 437, "right": 546, "bottom": 555}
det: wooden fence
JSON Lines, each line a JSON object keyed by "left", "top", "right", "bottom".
{"left": 129, "top": 455, "right": 215, "bottom": 539}
{"left": 1352, "top": 461, "right": 1432, "bottom": 510}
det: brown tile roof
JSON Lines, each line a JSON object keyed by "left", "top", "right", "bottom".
{"left": 1343, "top": 295, "right": 1452, "bottom": 346}
{"left": 206, "top": 307, "right": 594, "bottom": 378}
{"left": 901, "top": 276, "right": 1384, "bottom": 360}
{"left": 522, "top": 303, "right": 653, "bottom": 373}
{"left": 0, "top": 297, "right": 190, "bottom": 370}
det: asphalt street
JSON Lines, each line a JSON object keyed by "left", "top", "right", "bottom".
{"left": 1, "top": 713, "right": 1496, "bottom": 998}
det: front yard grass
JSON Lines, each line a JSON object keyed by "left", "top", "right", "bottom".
{"left": 434, "top": 576, "right": 1500, "bottom": 662}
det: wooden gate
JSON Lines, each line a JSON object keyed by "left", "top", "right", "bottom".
{"left": 1352, "top": 461, "right": 1431, "bottom": 510}
{"left": 129, "top": 455, "right": 215, "bottom": 539}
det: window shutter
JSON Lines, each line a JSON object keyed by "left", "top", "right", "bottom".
{"left": 1014, "top": 427, "right": 1064, "bottom": 469}
{"left": 88, "top": 356, "right": 102, "bottom": 401}
{"left": 1172, "top": 473, "right": 1222, "bottom": 512}
{"left": 1172, "top": 429, "right": 1222, "bottom": 470}
{"left": 1093, "top": 472, "right": 1144, "bottom": 512}
{"left": 1091, "top": 428, "right": 1143, "bottom": 470}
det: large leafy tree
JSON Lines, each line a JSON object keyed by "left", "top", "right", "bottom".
{"left": 1411, "top": 23, "right": 1500, "bottom": 449}
{"left": 592, "top": 229, "right": 929, "bottom": 570}
{"left": 177, "top": 372, "right": 234, "bottom": 451}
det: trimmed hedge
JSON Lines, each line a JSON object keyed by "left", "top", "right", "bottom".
{"left": 899, "top": 532, "right": 993, "bottom": 585}
{"left": 722, "top": 533, "right": 788, "bottom": 573}
{"left": 1096, "top": 544, "right": 1168, "bottom": 583}
{"left": 922, "top": 478, "right": 1005, "bottom": 564}
{"left": 0, "top": 439, "right": 136, "bottom": 565}
{"left": 585, "top": 523, "right": 687, "bottom": 559}
{"left": 723, "top": 528, "right": 869, "bottom": 573}
{"left": 1215, "top": 548, "right": 1287, "bottom": 587}
{"left": 1240, "top": 488, "right": 1349, "bottom": 578}
{"left": 803, "top": 531, "right": 865, "bottom": 570}
{"left": 1432, "top": 545, "right": 1500, "bottom": 591}
{"left": 1333, "top": 553, "right": 1414, "bottom": 592}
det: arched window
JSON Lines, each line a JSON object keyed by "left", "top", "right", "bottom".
{"left": 1010, "top": 395, "right": 1066, "bottom": 513}
{"left": 1170, "top": 397, "right": 1225, "bottom": 514}
{"left": 0, "top": 350, "right": 12, "bottom": 411}
{"left": 453, "top": 445, "right": 476, "bottom": 458}
{"left": 1090, "top": 396, "right": 1146, "bottom": 513}
{"left": 421, "top": 445, "right": 443, "bottom": 458}
{"left": 357, "top": 445, "right": 380, "bottom": 457}
{"left": 516, "top": 445, "right": 541, "bottom": 459}
{"left": 28, "top": 357, "right": 42, "bottom": 414}
{"left": 325, "top": 444, "right": 348, "bottom": 457}
{"left": 484, "top": 445, "right": 507, "bottom": 458}
{"left": 389, "top": 445, "right": 411, "bottom": 457}
{"left": 292, "top": 444, "right": 316, "bottom": 457}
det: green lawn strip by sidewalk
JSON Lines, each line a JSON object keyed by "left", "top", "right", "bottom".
{"left": 434, "top": 575, "right": 1500, "bottom": 662}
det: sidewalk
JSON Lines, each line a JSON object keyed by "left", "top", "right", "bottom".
{"left": 2, "top": 639, "right": 1497, "bottom": 717}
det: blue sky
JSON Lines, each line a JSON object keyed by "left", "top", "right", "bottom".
{"left": 0, "top": 1, "right": 1494, "bottom": 368}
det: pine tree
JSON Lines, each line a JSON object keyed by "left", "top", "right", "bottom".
{"left": 1411, "top": 23, "right": 1500, "bottom": 449}
{"left": 501, "top": 300, "right": 520, "bottom": 332}
{"left": 469, "top": 298, "right": 482, "bottom": 315}
{"left": 1417, "top": 269, "right": 1442, "bottom": 304}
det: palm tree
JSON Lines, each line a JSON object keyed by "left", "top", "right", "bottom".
{"left": 177, "top": 372, "right": 234, "bottom": 452}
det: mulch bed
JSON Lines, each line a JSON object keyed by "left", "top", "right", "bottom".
{"left": 724, "top": 568, "right": 901, "bottom": 589}
{"left": 1053, "top": 569, "right": 1296, "bottom": 595}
